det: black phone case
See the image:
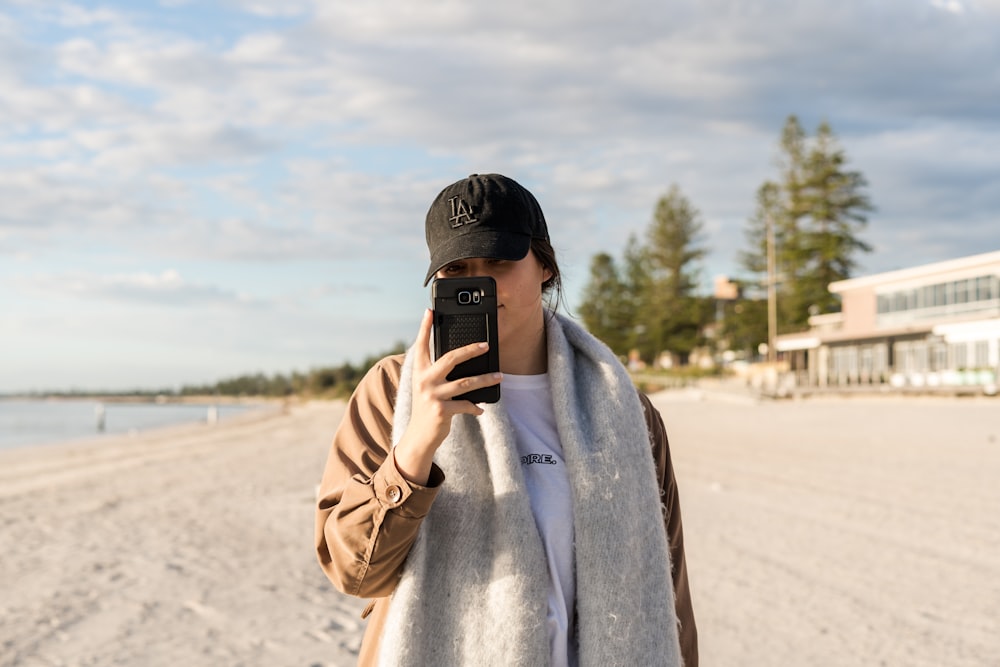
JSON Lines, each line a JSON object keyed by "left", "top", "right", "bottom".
{"left": 432, "top": 276, "right": 501, "bottom": 403}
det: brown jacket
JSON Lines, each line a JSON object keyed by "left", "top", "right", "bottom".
{"left": 315, "top": 354, "right": 698, "bottom": 666}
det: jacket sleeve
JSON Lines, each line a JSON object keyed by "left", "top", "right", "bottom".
{"left": 314, "top": 355, "right": 445, "bottom": 599}
{"left": 639, "top": 393, "right": 699, "bottom": 667}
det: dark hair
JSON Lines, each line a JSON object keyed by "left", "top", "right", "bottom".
{"left": 530, "top": 237, "right": 565, "bottom": 313}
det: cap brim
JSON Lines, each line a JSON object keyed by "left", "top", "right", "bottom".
{"left": 423, "top": 231, "right": 532, "bottom": 285}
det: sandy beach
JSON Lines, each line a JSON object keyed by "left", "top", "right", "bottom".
{"left": 1, "top": 392, "right": 998, "bottom": 666}
{"left": 660, "top": 390, "right": 1000, "bottom": 667}
{"left": 0, "top": 403, "right": 366, "bottom": 667}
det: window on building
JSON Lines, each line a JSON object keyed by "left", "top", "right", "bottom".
{"left": 955, "top": 280, "right": 968, "bottom": 304}
{"left": 895, "top": 341, "right": 910, "bottom": 373}
{"left": 933, "top": 344, "right": 948, "bottom": 371}
{"left": 878, "top": 274, "right": 999, "bottom": 320}
{"left": 915, "top": 343, "right": 929, "bottom": 372}
{"left": 978, "top": 275, "right": 998, "bottom": 301}
{"left": 873, "top": 344, "right": 888, "bottom": 376}
{"left": 919, "top": 286, "right": 931, "bottom": 310}
{"left": 950, "top": 342, "right": 968, "bottom": 370}
{"left": 975, "top": 277, "right": 988, "bottom": 301}
{"left": 974, "top": 341, "right": 989, "bottom": 368}
{"left": 934, "top": 284, "right": 946, "bottom": 308}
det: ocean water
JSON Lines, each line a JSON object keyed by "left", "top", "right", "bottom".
{"left": 0, "top": 399, "right": 264, "bottom": 451}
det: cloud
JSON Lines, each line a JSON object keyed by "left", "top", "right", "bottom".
{"left": 23, "top": 269, "right": 264, "bottom": 308}
{"left": 53, "top": 4, "right": 129, "bottom": 28}
{"left": 296, "top": 0, "right": 1000, "bottom": 144}
{"left": 305, "top": 282, "right": 381, "bottom": 298}
{"left": 2, "top": 0, "right": 1000, "bottom": 391}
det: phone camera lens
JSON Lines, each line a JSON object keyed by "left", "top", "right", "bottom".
{"left": 458, "top": 290, "right": 472, "bottom": 305}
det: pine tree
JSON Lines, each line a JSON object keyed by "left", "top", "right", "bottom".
{"left": 739, "top": 180, "right": 782, "bottom": 277}
{"left": 643, "top": 184, "right": 708, "bottom": 362}
{"left": 719, "top": 296, "right": 769, "bottom": 358}
{"left": 740, "top": 115, "right": 873, "bottom": 332}
{"left": 579, "top": 253, "right": 631, "bottom": 356}
{"left": 797, "top": 121, "right": 874, "bottom": 316}
{"left": 579, "top": 186, "right": 708, "bottom": 365}
{"left": 622, "top": 233, "right": 653, "bottom": 359}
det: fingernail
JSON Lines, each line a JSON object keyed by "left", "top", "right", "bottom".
{"left": 478, "top": 342, "right": 488, "bottom": 349}
{"left": 492, "top": 373, "right": 503, "bottom": 380}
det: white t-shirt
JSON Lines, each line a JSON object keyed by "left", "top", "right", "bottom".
{"left": 502, "top": 373, "right": 577, "bottom": 667}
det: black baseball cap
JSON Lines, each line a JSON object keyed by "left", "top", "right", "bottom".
{"left": 423, "top": 173, "right": 549, "bottom": 285}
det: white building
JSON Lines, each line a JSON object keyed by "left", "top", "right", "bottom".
{"left": 775, "top": 249, "right": 1000, "bottom": 394}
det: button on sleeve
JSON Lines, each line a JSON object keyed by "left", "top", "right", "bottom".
{"left": 372, "top": 448, "right": 444, "bottom": 516}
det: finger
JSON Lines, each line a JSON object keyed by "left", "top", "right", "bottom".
{"left": 412, "top": 309, "right": 433, "bottom": 369}
{"left": 437, "top": 371, "right": 503, "bottom": 402}
{"left": 431, "top": 341, "right": 491, "bottom": 378}
{"left": 447, "top": 399, "right": 485, "bottom": 417}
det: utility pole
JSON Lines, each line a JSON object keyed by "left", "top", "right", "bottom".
{"left": 766, "top": 211, "right": 777, "bottom": 363}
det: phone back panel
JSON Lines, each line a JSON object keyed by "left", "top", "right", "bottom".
{"left": 431, "top": 276, "right": 500, "bottom": 403}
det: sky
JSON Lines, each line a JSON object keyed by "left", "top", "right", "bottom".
{"left": 2, "top": 0, "right": 999, "bottom": 393}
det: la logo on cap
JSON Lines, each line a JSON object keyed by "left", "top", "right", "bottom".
{"left": 448, "top": 196, "right": 478, "bottom": 229}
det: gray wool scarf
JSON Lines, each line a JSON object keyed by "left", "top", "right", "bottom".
{"left": 379, "top": 312, "right": 683, "bottom": 667}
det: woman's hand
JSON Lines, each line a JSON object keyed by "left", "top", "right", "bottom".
{"left": 393, "top": 309, "right": 502, "bottom": 485}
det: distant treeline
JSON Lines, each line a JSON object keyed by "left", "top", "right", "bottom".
{"left": 179, "top": 343, "right": 407, "bottom": 399}
{"left": 10, "top": 344, "right": 407, "bottom": 400}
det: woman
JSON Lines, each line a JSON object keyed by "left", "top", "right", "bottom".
{"left": 315, "top": 173, "right": 697, "bottom": 666}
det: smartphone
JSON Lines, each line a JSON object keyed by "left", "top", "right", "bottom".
{"left": 431, "top": 276, "right": 501, "bottom": 403}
